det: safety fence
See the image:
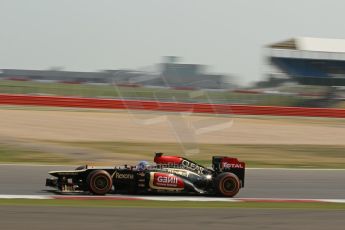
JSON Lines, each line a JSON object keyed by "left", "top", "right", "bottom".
{"left": 1, "top": 94, "right": 345, "bottom": 118}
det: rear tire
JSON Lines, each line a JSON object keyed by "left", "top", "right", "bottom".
{"left": 87, "top": 170, "right": 112, "bottom": 195}
{"left": 215, "top": 172, "right": 240, "bottom": 197}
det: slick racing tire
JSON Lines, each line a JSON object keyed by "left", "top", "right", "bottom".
{"left": 215, "top": 172, "right": 240, "bottom": 197}
{"left": 87, "top": 170, "right": 113, "bottom": 195}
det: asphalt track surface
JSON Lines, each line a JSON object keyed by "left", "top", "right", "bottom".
{"left": 1, "top": 165, "right": 344, "bottom": 230}
{"left": 0, "top": 164, "right": 344, "bottom": 199}
{"left": 0, "top": 206, "right": 344, "bottom": 230}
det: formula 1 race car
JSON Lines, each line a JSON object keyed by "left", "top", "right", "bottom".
{"left": 46, "top": 153, "right": 245, "bottom": 197}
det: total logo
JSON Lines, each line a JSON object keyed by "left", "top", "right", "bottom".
{"left": 222, "top": 162, "right": 244, "bottom": 169}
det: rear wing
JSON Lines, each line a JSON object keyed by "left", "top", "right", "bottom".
{"left": 212, "top": 156, "right": 245, "bottom": 187}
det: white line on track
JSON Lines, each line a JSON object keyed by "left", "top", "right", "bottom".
{"left": 318, "top": 199, "right": 345, "bottom": 203}
{"left": 121, "top": 196, "right": 241, "bottom": 202}
{"left": 0, "top": 195, "right": 51, "bottom": 199}
{"left": 0, "top": 195, "right": 345, "bottom": 203}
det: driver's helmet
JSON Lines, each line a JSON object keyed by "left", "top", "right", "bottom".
{"left": 137, "top": 161, "right": 150, "bottom": 170}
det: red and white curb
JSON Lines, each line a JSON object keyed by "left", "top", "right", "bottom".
{"left": 0, "top": 195, "right": 345, "bottom": 203}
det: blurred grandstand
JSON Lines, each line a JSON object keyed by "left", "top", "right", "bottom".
{"left": 255, "top": 37, "right": 345, "bottom": 107}
{"left": 268, "top": 37, "right": 345, "bottom": 86}
{"left": 2, "top": 45, "right": 345, "bottom": 107}
{"left": 0, "top": 57, "right": 232, "bottom": 90}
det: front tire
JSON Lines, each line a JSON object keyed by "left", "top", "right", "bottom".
{"left": 215, "top": 172, "right": 240, "bottom": 197}
{"left": 87, "top": 170, "right": 112, "bottom": 195}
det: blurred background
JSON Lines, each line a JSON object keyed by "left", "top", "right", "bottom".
{"left": 0, "top": 0, "right": 345, "bottom": 167}
{"left": 2, "top": 0, "right": 345, "bottom": 108}
{"left": 0, "top": 1, "right": 345, "bottom": 229}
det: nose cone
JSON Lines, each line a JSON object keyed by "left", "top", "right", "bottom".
{"left": 48, "top": 171, "right": 60, "bottom": 177}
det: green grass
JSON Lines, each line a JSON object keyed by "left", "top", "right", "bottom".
{"left": 0, "top": 199, "right": 344, "bottom": 209}
{"left": 0, "top": 80, "right": 304, "bottom": 106}
{"left": 337, "top": 101, "right": 345, "bottom": 108}
{"left": 1, "top": 139, "right": 345, "bottom": 168}
{"left": 49, "top": 141, "right": 345, "bottom": 168}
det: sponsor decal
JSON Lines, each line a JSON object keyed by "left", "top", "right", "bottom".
{"left": 149, "top": 172, "right": 184, "bottom": 190}
{"left": 166, "top": 168, "right": 189, "bottom": 177}
{"left": 156, "top": 175, "right": 178, "bottom": 186}
{"left": 181, "top": 160, "right": 208, "bottom": 175}
{"left": 114, "top": 172, "right": 134, "bottom": 180}
{"left": 222, "top": 162, "right": 244, "bottom": 169}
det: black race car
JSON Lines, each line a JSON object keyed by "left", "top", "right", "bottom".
{"left": 46, "top": 153, "right": 245, "bottom": 197}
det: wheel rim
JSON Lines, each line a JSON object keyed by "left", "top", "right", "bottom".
{"left": 223, "top": 178, "right": 236, "bottom": 192}
{"left": 94, "top": 176, "right": 108, "bottom": 190}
